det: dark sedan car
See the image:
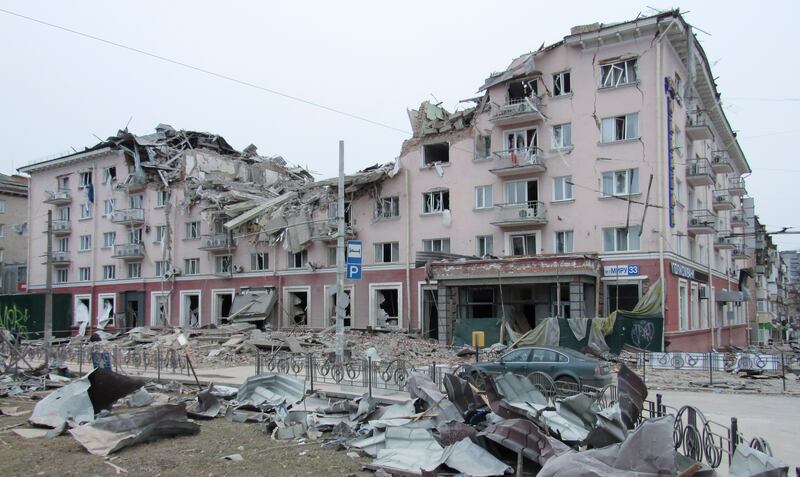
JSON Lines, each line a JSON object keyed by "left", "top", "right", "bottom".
{"left": 464, "top": 346, "right": 611, "bottom": 388}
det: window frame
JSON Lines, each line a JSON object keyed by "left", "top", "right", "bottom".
{"left": 552, "top": 123, "right": 572, "bottom": 149}
{"left": 185, "top": 221, "right": 200, "bottom": 240}
{"left": 251, "top": 252, "right": 269, "bottom": 271}
{"left": 102, "top": 232, "right": 116, "bottom": 248}
{"left": 602, "top": 226, "right": 641, "bottom": 252}
{"left": 79, "top": 203, "right": 92, "bottom": 219}
{"left": 78, "top": 266, "right": 91, "bottom": 282}
{"left": 476, "top": 235, "right": 494, "bottom": 257}
{"left": 474, "top": 185, "right": 493, "bottom": 210}
{"left": 599, "top": 58, "right": 638, "bottom": 89}
{"left": 127, "top": 262, "right": 142, "bottom": 279}
{"left": 554, "top": 230, "right": 574, "bottom": 254}
{"left": 374, "top": 242, "right": 400, "bottom": 264}
{"left": 79, "top": 234, "right": 92, "bottom": 251}
{"left": 422, "top": 238, "right": 450, "bottom": 253}
{"left": 288, "top": 250, "right": 308, "bottom": 269}
{"left": 422, "top": 190, "right": 450, "bottom": 214}
{"left": 56, "top": 268, "right": 68, "bottom": 284}
{"left": 375, "top": 196, "right": 400, "bottom": 219}
{"left": 102, "top": 265, "right": 116, "bottom": 280}
{"left": 553, "top": 175, "right": 573, "bottom": 202}
{"left": 601, "top": 169, "right": 640, "bottom": 197}
{"left": 601, "top": 113, "right": 639, "bottom": 143}
{"left": 553, "top": 70, "right": 572, "bottom": 96}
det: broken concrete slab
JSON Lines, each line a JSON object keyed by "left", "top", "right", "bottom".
{"left": 187, "top": 388, "right": 221, "bottom": 419}
{"left": 729, "top": 445, "right": 789, "bottom": 477}
{"left": 68, "top": 403, "right": 200, "bottom": 456}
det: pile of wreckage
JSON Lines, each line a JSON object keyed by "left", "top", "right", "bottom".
{"left": 1, "top": 347, "right": 789, "bottom": 477}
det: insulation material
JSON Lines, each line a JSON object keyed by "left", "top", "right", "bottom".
{"left": 568, "top": 317, "right": 590, "bottom": 342}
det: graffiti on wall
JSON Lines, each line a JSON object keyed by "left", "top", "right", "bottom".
{"left": 630, "top": 321, "right": 655, "bottom": 349}
{"left": 0, "top": 303, "right": 30, "bottom": 337}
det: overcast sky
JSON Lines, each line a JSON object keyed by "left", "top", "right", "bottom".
{"left": 1, "top": 1, "right": 798, "bottom": 250}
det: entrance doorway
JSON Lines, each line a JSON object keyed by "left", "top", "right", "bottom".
{"left": 606, "top": 283, "right": 641, "bottom": 314}
{"left": 121, "top": 291, "right": 144, "bottom": 330}
{"left": 422, "top": 287, "right": 439, "bottom": 340}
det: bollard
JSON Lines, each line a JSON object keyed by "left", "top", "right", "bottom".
{"left": 309, "top": 355, "right": 315, "bottom": 393}
{"left": 516, "top": 450, "right": 524, "bottom": 477}
{"left": 157, "top": 347, "right": 161, "bottom": 383}
{"left": 431, "top": 361, "right": 437, "bottom": 381}
{"left": 781, "top": 353, "right": 786, "bottom": 393}
{"left": 368, "top": 356, "right": 373, "bottom": 399}
{"left": 656, "top": 393, "right": 663, "bottom": 417}
{"left": 730, "top": 417, "right": 739, "bottom": 464}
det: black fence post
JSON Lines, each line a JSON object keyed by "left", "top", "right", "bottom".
{"left": 78, "top": 345, "right": 83, "bottom": 376}
{"left": 730, "top": 417, "right": 739, "bottom": 464}
{"left": 709, "top": 351, "right": 713, "bottom": 386}
{"left": 368, "top": 356, "right": 373, "bottom": 399}
{"left": 309, "top": 355, "right": 315, "bottom": 393}
{"left": 656, "top": 393, "right": 663, "bottom": 417}
{"left": 642, "top": 353, "right": 646, "bottom": 382}
{"left": 157, "top": 347, "right": 161, "bottom": 383}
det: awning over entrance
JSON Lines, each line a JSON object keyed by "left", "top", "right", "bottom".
{"left": 427, "top": 254, "right": 600, "bottom": 283}
{"left": 228, "top": 288, "right": 277, "bottom": 323}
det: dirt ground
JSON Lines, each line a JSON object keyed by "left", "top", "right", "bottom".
{"left": 0, "top": 398, "right": 371, "bottom": 477}
{"left": 639, "top": 367, "right": 800, "bottom": 394}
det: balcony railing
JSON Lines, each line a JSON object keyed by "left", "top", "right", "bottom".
{"left": 44, "top": 189, "right": 72, "bottom": 205}
{"left": 710, "top": 151, "right": 734, "bottom": 174}
{"left": 198, "top": 233, "right": 237, "bottom": 252}
{"left": 489, "top": 148, "right": 546, "bottom": 176}
{"left": 490, "top": 96, "right": 545, "bottom": 124}
{"left": 490, "top": 201, "right": 547, "bottom": 227}
{"left": 732, "top": 246, "right": 750, "bottom": 261}
{"left": 712, "top": 189, "right": 735, "bottom": 211}
{"left": 118, "top": 174, "right": 147, "bottom": 193}
{"left": 686, "top": 111, "right": 713, "bottom": 141}
{"left": 714, "top": 231, "right": 736, "bottom": 250}
{"left": 112, "top": 243, "right": 145, "bottom": 260}
{"left": 730, "top": 212, "right": 747, "bottom": 227}
{"left": 686, "top": 158, "right": 715, "bottom": 187}
{"left": 728, "top": 177, "right": 747, "bottom": 196}
{"left": 51, "top": 219, "right": 71, "bottom": 235}
{"left": 50, "top": 251, "right": 70, "bottom": 263}
{"left": 111, "top": 208, "right": 145, "bottom": 225}
{"left": 688, "top": 209, "right": 716, "bottom": 234}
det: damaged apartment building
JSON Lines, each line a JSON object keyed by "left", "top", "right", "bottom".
{"left": 21, "top": 10, "right": 756, "bottom": 352}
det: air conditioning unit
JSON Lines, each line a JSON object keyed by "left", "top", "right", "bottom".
{"left": 233, "top": 265, "right": 244, "bottom": 273}
{"left": 164, "top": 267, "right": 182, "bottom": 279}
{"left": 518, "top": 208, "right": 538, "bottom": 218}
{"left": 690, "top": 218, "right": 700, "bottom": 225}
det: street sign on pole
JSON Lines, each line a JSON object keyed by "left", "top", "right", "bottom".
{"left": 347, "top": 240, "right": 362, "bottom": 280}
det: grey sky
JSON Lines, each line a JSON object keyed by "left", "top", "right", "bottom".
{"left": 1, "top": 1, "right": 798, "bottom": 249}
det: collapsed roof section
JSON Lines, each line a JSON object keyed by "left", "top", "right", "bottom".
{"left": 405, "top": 101, "right": 481, "bottom": 140}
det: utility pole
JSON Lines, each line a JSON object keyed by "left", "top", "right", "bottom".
{"left": 44, "top": 210, "right": 53, "bottom": 366}
{"left": 335, "top": 140, "right": 345, "bottom": 361}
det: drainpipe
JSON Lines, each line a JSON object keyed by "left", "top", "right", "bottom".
{"left": 404, "top": 164, "right": 412, "bottom": 333}
{"left": 707, "top": 235, "right": 714, "bottom": 350}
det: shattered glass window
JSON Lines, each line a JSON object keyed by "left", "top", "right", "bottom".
{"left": 250, "top": 252, "right": 269, "bottom": 271}
{"left": 127, "top": 262, "right": 141, "bottom": 279}
{"left": 423, "top": 190, "right": 449, "bottom": 214}
{"left": 374, "top": 242, "right": 399, "bottom": 263}
{"left": 600, "top": 58, "right": 637, "bottom": 88}
{"left": 185, "top": 221, "right": 200, "bottom": 239}
{"left": 184, "top": 258, "right": 200, "bottom": 275}
{"left": 552, "top": 123, "right": 572, "bottom": 148}
{"left": 376, "top": 196, "right": 399, "bottom": 219}
{"left": 553, "top": 71, "right": 571, "bottom": 96}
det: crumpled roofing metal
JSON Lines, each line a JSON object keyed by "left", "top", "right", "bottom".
{"left": 537, "top": 416, "right": 677, "bottom": 477}
{"left": 187, "top": 388, "right": 221, "bottom": 419}
{"left": 729, "top": 445, "right": 789, "bottom": 477}
{"left": 443, "top": 373, "right": 483, "bottom": 417}
{"left": 481, "top": 418, "right": 570, "bottom": 466}
{"left": 235, "top": 373, "right": 304, "bottom": 409}
{"left": 486, "top": 372, "right": 548, "bottom": 407}
{"left": 367, "top": 399, "right": 417, "bottom": 428}
{"left": 406, "top": 373, "right": 463, "bottom": 424}
{"left": 372, "top": 436, "right": 509, "bottom": 477}
{"left": 68, "top": 403, "right": 200, "bottom": 456}
{"left": 585, "top": 403, "right": 628, "bottom": 448}
{"left": 617, "top": 363, "right": 647, "bottom": 429}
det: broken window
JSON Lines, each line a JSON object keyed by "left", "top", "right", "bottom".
{"left": 155, "top": 225, "right": 167, "bottom": 243}
{"left": 553, "top": 70, "right": 571, "bottom": 96}
{"left": 475, "top": 185, "right": 492, "bottom": 209}
{"left": 80, "top": 203, "right": 92, "bottom": 219}
{"left": 128, "top": 194, "right": 143, "bottom": 209}
{"left": 422, "top": 190, "right": 449, "bottom": 214}
{"left": 103, "top": 199, "right": 115, "bottom": 215}
{"left": 374, "top": 242, "right": 399, "bottom": 263}
{"left": 505, "top": 180, "right": 538, "bottom": 205}
{"left": 507, "top": 79, "right": 538, "bottom": 103}
{"left": 185, "top": 221, "right": 200, "bottom": 239}
{"left": 328, "top": 288, "right": 352, "bottom": 327}
{"left": 184, "top": 258, "right": 200, "bottom": 275}
{"left": 102, "top": 265, "right": 115, "bottom": 280}
{"left": 79, "top": 171, "right": 92, "bottom": 188}
{"left": 102, "top": 166, "right": 117, "bottom": 184}
{"left": 153, "top": 293, "right": 170, "bottom": 326}
{"left": 601, "top": 169, "right": 639, "bottom": 196}
{"left": 328, "top": 201, "right": 352, "bottom": 225}
{"left": 510, "top": 234, "right": 537, "bottom": 256}
{"left": 156, "top": 190, "right": 170, "bottom": 208}
{"left": 288, "top": 250, "right": 308, "bottom": 269}
{"left": 600, "top": 58, "right": 638, "bottom": 88}
{"left": 423, "top": 142, "right": 449, "bottom": 165}
{"left": 422, "top": 238, "right": 450, "bottom": 253}
{"left": 57, "top": 175, "right": 69, "bottom": 190}
{"left": 552, "top": 123, "right": 572, "bottom": 149}
{"left": 155, "top": 260, "right": 170, "bottom": 277}
{"left": 468, "top": 288, "right": 495, "bottom": 318}
{"left": 375, "top": 288, "right": 399, "bottom": 327}
{"left": 601, "top": 113, "right": 638, "bottom": 142}
{"left": 475, "top": 134, "right": 492, "bottom": 160}
{"left": 215, "top": 255, "right": 232, "bottom": 274}
{"left": 128, "top": 227, "right": 143, "bottom": 244}
{"left": 476, "top": 235, "right": 493, "bottom": 257}
{"left": 251, "top": 252, "right": 269, "bottom": 271}
{"left": 287, "top": 290, "right": 308, "bottom": 326}
{"left": 375, "top": 196, "right": 400, "bottom": 219}
{"left": 182, "top": 293, "right": 200, "bottom": 327}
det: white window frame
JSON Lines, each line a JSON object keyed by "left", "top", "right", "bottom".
{"left": 0, "top": 199, "right": 6, "bottom": 213}
{"left": 601, "top": 169, "right": 640, "bottom": 197}
{"left": 375, "top": 196, "right": 400, "bottom": 219}
{"left": 80, "top": 203, "right": 92, "bottom": 219}
{"left": 79, "top": 171, "right": 92, "bottom": 188}
{"left": 602, "top": 226, "right": 641, "bottom": 252}
{"left": 600, "top": 58, "right": 638, "bottom": 88}
{"left": 553, "top": 70, "right": 571, "bottom": 96}
{"left": 288, "top": 250, "right": 308, "bottom": 269}
{"left": 57, "top": 175, "right": 70, "bottom": 190}
{"left": 282, "top": 285, "right": 312, "bottom": 328}
{"left": 103, "top": 198, "right": 115, "bottom": 216}
{"left": 150, "top": 291, "right": 171, "bottom": 327}
{"left": 57, "top": 206, "right": 70, "bottom": 221}
{"left": 79, "top": 235, "right": 92, "bottom": 251}
{"left": 156, "top": 190, "right": 169, "bottom": 208}
{"left": 97, "top": 293, "right": 116, "bottom": 326}
{"left": 690, "top": 282, "right": 699, "bottom": 330}
{"left": 179, "top": 290, "right": 202, "bottom": 328}
{"left": 57, "top": 237, "right": 69, "bottom": 252}
{"left": 184, "top": 258, "right": 200, "bottom": 275}
{"left": 422, "top": 238, "right": 450, "bottom": 253}
{"left": 127, "top": 262, "right": 142, "bottom": 279}
{"left": 215, "top": 255, "right": 233, "bottom": 274}
{"left": 102, "top": 232, "right": 115, "bottom": 248}
{"left": 155, "top": 260, "right": 170, "bottom": 277}
{"left": 374, "top": 242, "right": 400, "bottom": 264}
{"left": 700, "top": 284, "right": 709, "bottom": 329}
{"left": 555, "top": 230, "right": 574, "bottom": 254}
{"left": 601, "top": 113, "right": 639, "bottom": 143}
{"left": 474, "top": 185, "right": 493, "bottom": 209}
{"left": 553, "top": 176, "right": 573, "bottom": 201}
{"left": 155, "top": 225, "right": 168, "bottom": 243}
{"left": 422, "top": 190, "right": 450, "bottom": 214}
{"left": 552, "top": 123, "right": 572, "bottom": 149}
{"left": 324, "top": 284, "right": 354, "bottom": 328}
{"left": 678, "top": 279, "right": 689, "bottom": 331}
{"left": 185, "top": 221, "right": 200, "bottom": 239}
{"left": 73, "top": 294, "right": 92, "bottom": 325}
{"left": 369, "top": 282, "right": 403, "bottom": 329}
{"left": 507, "top": 231, "right": 540, "bottom": 256}
{"left": 102, "top": 265, "right": 116, "bottom": 280}
{"left": 251, "top": 252, "right": 269, "bottom": 271}
{"left": 476, "top": 235, "right": 493, "bottom": 257}
{"left": 211, "top": 288, "right": 235, "bottom": 325}
{"left": 56, "top": 268, "right": 68, "bottom": 284}
{"left": 78, "top": 266, "right": 91, "bottom": 281}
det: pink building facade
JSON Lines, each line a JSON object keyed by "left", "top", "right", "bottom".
{"left": 20, "top": 11, "right": 750, "bottom": 351}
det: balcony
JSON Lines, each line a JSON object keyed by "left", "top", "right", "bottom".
{"left": 686, "top": 111, "right": 714, "bottom": 141}
{"left": 198, "top": 233, "right": 237, "bottom": 252}
{"left": 111, "top": 208, "right": 145, "bottom": 226}
{"left": 714, "top": 231, "right": 736, "bottom": 250}
{"left": 46, "top": 251, "right": 71, "bottom": 265}
{"left": 710, "top": 151, "right": 734, "bottom": 174}
{"left": 312, "top": 222, "right": 357, "bottom": 241}
{"left": 112, "top": 243, "right": 145, "bottom": 260}
{"left": 686, "top": 158, "right": 715, "bottom": 187}
{"left": 730, "top": 212, "right": 747, "bottom": 228}
{"left": 688, "top": 209, "right": 716, "bottom": 235}
{"left": 712, "top": 190, "right": 735, "bottom": 212}
{"left": 732, "top": 246, "right": 750, "bottom": 261}
{"left": 51, "top": 219, "right": 71, "bottom": 235}
{"left": 490, "top": 97, "right": 545, "bottom": 125}
{"left": 43, "top": 189, "right": 72, "bottom": 205}
{"left": 489, "top": 148, "right": 546, "bottom": 177}
{"left": 490, "top": 201, "right": 547, "bottom": 227}
{"left": 728, "top": 177, "right": 747, "bottom": 196}
{"left": 118, "top": 174, "right": 147, "bottom": 193}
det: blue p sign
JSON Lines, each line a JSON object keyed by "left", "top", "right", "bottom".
{"left": 347, "top": 263, "right": 362, "bottom": 280}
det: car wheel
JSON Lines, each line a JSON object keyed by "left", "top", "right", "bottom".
{"left": 469, "top": 370, "right": 487, "bottom": 390}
